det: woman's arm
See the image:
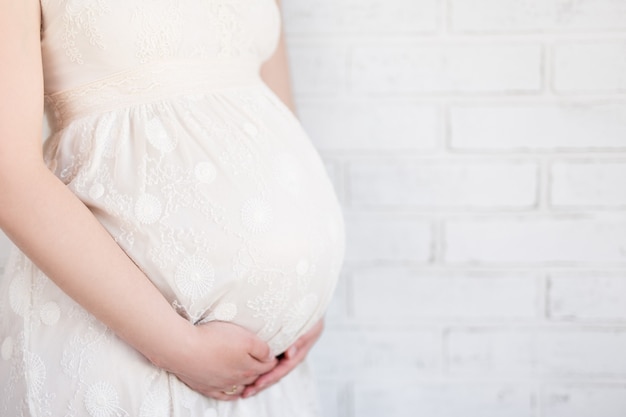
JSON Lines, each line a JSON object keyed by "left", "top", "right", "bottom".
{"left": 0, "top": 0, "right": 275, "bottom": 400}
{"left": 260, "top": 0, "right": 297, "bottom": 115}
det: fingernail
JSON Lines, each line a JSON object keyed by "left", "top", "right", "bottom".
{"left": 244, "top": 389, "right": 256, "bottom": 398}
{"left": 288, "top": 346, "right": 297, "bottom": 357}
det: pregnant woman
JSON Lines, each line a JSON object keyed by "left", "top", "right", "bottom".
{"left": 0, "top": 0, "right": 344, "bottom": 416}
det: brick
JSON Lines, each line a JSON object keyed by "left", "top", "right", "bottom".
{"left": 289, "top": 45, "right": 347, "bottom": 95}
{"left": 447, "top": 329, "right": 534, "bottom": 375}
{"left": 447, "top": 328, "right": 626, "bottom": 377}
{"left": 554, "top": 42, "right": 626, "bottom": 93}
{"left": 548, "top": 273, "right": 626, "bottom": 321}
{"left": 444, "top": 217, "right": 626, "bottom": 264}
{"left": 551, "top": 161, "right": 626, "bottom": 208}
{"left": 298, "top": 100, "right": 439, "bottom": 151}
{"left": 353, "top": 267, "right": 538, "bottom": 320}
{"left": 282, "top": 0, "right": 439, "bottom": 34}
{"left": 451, "top": 0, "right": 626, "bottom": 33}
{"left": 349, "top": 159, "right": 537, "bottom": 208}
{"left": 544, "top": 385, "right": 626, "bottom": 417}
{"left": 355, "top": 383, "right": 534, "bottom": 417}
{"left": 538, "top": 330, "right": 626, "bottom": 376}
{"left": 310, "top": 327, "right": 441, "bottom": 379}
{"left": 450, "top": 103, "right": 626, "bottom": 152}
{"left": 345, "top": 212, "right": 432, "bottom": 263}
{"left": 351, "top": 44, "right": 542, "bottom": 94}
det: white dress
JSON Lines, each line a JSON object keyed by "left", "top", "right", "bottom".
{"left": 0, "top": 1, "right": 345, "bottom": 416}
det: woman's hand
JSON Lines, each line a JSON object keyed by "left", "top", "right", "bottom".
{"left": 241, "top": 318, "right": 325, "bottom": 398}
{"left": 161, "top": 321, "right": 278, "bottom": 401}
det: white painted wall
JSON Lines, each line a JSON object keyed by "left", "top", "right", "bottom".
{"left": 282, "top": 0, "right": 626, "bottom": 416}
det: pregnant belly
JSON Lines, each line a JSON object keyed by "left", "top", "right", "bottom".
{"left": 45, "top": 87, "right": 345, "bottom": 355}
{"left": 130, "top": 180, "right": 344, "bottom": 355}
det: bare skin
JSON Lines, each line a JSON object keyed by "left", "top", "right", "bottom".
{"left": 0, "top": 0, "right": 323, "bottom": 402}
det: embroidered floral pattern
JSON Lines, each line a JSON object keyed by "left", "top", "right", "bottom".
{"left": 8, "top": 274, "right": 31, "bottom": 317}
{"left": 25, "top": 352, "right": 46, "bottom": 397}
{"left": 62, "top": 0, "right": 109, "bottom": 64}
{"left": 241, "top": 197, "right": 273, "bottom": 234}
{"left": 134, "top": 193, "right": 163, "bottom": 225}
{"left": 1, "top": 338, "right": 13, "bottom": 361}
{"left": 89, "top": 183, "right": 105, "bottom": 200}
{"left": 139, "top": 384, "right": 170, "bottom": 417}
{"left": 213, "top": 302, "right": 238, "bottom": 321}
{"left": 175, "top": 256, "right": 215, "bottom": 300}
{"left": 39, "top": 302, "right": 61, "bottom": 326}
{"left": 146, "top": 116, "right": 178, "bottom": 153}
{"left": 132, "top": 0, "right": 183, "bottom": 63}
{"left": 84, "top": 382, "right": 128, "bottom": 417}
{"left": 194, "top": 161, "right": 217, "bottom": 184}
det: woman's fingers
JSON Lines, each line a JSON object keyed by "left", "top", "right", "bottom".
{"left": 242, "top": 319, "right": 325, "bottom": 398}
{"left": 248, "top": 336, "right": 273, "bottom": 362}
{"left": 247, "top": 354, "right": 278, "bottom": 376}
{"left": 167, "top": 321, "right": 279, "bottom": 399}
{"left": 177, "top": 376, "right": 248, "bottom": 401}
{"left": 242, "top": 356, "right": 295, "bottom": 398}
{"left": 171, "top": 319, "right": 325, "bottom": 400}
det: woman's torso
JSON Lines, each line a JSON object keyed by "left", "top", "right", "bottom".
{"left": 40, "top": 0, "right": 345, "bottom": 355}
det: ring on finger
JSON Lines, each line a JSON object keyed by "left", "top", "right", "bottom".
{"left": 222, "top": 385, "right": 239, "bottom": 395}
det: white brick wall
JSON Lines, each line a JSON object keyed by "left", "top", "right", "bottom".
{"left": 299, "top": 100, "right": 440, "bottom": 152}
{"left": 543, "top": 385, "right": 626, "bottom": 417}
{"left": 349, "top": 159, "right": 537, "bottom": 208}
{"left": 355, "top": 384, "right": 534, "bottom": 417}
{"left": 351, "top": 44, "right": 543, "bottom": 94}
{"left": 282, "top": 0, "right": 626, "bottom": 416}
{"left": 344, "top": 212, "right": 433, "bottom": 263}
{"left": 551, "top": 161, "right": 626, "bottom": 207}
{"left": 450, "top": 103, "right": 626, "bottom": 151}
{"left": 549, "top": 273, "right": 626, "bottom": 320}
{"left": 445, "top": 217, "right": 626, "bottom": 264}
{"left": 447, "top": 328, "right": 626, "bottom": 376}
{"left": 311, "top": 326, "right": 442, "bottom": 380}
{"left": 353, "top": 268, "right": 539, "bottom": 320}
{"left": 554, "top": 41, "right": 626, "bottom": 93}
{"left": 282, "top": 0, "right": 441, "bottom": 34}
{"left": 450, "top": 0, "right": 626, "bottom": 33}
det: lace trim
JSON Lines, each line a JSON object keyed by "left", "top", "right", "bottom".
{"left": 44, "top": 59, "right": 262, "bottom": 130}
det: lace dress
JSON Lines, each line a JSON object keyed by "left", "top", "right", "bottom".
{"left": 0, "top": 1, "right": 345, "bottom": 416}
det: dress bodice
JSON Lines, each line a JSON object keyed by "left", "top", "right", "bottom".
{"left": 40, "top": 0, "right": 281, "bottom": 95}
